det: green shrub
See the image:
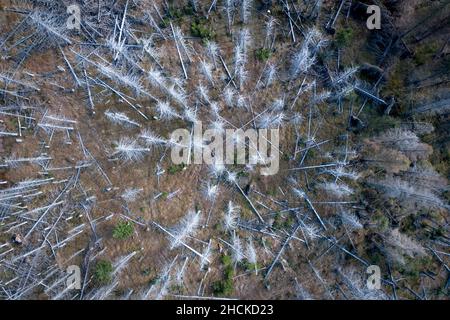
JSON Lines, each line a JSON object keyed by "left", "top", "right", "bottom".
{"left": 282, "top": 152, "right": 291, "bottom": 161}
{"left": 398, "top": 256, "right": 433, "bottom": 283}
{"left": 256, "top": 48, "right": 271, "bottom": 62}
{"left": 213, "top": 266, "right": 234, "bottom": 296}
{"left": 183, "top": 4, "right": 195, "bottom": 15}
{"left": 224, "top": 263, "right": 233, "bottom": 278}
{"left": 160, "top": 191, "right": 169, "bottom": 199}
{"left": 160, "top": 3, "right": 194, "bottom": 28}
{"left": 191, "top": 19, "right": 214, "bottom": 40}
{"left": 362, "top": 114, "right": 401, "bottom": 137}
{"left": 414, "top": 43, "right": 438, "bottom": 66}
{"left": 213, "top": 255, "right": 235, "bottom": 296}
{"left": 283, "top": 215, "right": 295, "bottom": 229}
{"left": 400, "top": 215, "right": 417, "bottom": 234}
{"left": 373, "top": 213, "right": 389, "bottom": 231}
{"left": 272, "top": 212, "right": 283, "bottom": 229}
{"left": 94, "top": 260, "right": 113, "bottom": 285}
{"left": 113, "top": 221, "right": 134, "bottom": 239}
{"left": 384, "top": 70, "right": 404, "bottom": 98}
{"left": 272, "top": 213, "right": 295, "bottom": 229}
{"left": 335, "top": 28, "right": 354, "bottom": 48}
{"left": 429, "top": 226, "right": 445, "bottom": 240}
{"left": 221, "top": 254, "right": 232, "bottom": 267}
{"left": 212, "top": 278, "right": 234, "bottom": 296}
{"left": 168, "top": 163, "right": 185, "bottom": 174}
{"left": 160, "top": 18, "right": 170, "bottom": 28}
{"left": 236, "top": 170, "right": 249, "bottom": 178}
{"left": 167, "top": 8, "right": 183, "bottom": 20}
{"left": 240, "top": 259, "right": 259, "bottom": 272}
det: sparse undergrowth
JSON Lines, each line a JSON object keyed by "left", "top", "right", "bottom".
{"left": 212, "top": 255, "right": 235, "bottom": 296}
{"left": 0, "top": 0, "right": 447, "bottom": 301}
{"left": 94, "top": 260, "right": 113, "bottom": 285}
{"left": 113, "top": 221, "right": 134, "bottom": 240}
